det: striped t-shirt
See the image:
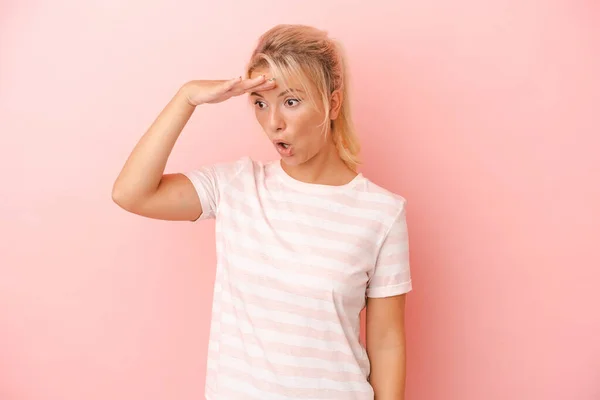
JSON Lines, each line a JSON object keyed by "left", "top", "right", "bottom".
{"left": 183, "top": 156, "right": 412, "bottom": 400}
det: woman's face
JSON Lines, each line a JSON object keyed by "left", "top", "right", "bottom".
{"left": 249, "top": 68, "right": 340, "bottom": 167}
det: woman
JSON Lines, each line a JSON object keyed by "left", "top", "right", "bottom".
{"left": 113, "top": 24, "right": 412, "bottom": 400}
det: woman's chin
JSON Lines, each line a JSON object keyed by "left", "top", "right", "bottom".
{"left": 280, "top": 154, "right": 300, "bottom": 165}
{"left": 281, "top": 150, "right": 325, "bottom": 168}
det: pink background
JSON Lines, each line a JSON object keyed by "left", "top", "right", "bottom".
{"left": 1, "top": 1, "right": 599, "bottom": 399}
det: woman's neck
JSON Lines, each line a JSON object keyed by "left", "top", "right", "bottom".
{"left": 280, "top": 142, "right": 357, "bottom": 186}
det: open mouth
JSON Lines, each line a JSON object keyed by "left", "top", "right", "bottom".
{"left": 273, "top": 140, "right": 293, "bottom": 156}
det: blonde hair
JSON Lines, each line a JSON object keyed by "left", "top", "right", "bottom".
{"left": 245, "top": 24, "right": 361, "bottom": 172}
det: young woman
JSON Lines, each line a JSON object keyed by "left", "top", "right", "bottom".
{"left": 113, "top": 24, "right": 412, "bottom": 400}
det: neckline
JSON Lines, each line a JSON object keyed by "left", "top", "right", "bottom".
{"left": 271, "top": 159, "right": 364, "bottom": 194}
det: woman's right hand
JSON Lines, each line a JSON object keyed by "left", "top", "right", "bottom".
{"left": 182, "top": 75, "right": 276, "bottom": 106}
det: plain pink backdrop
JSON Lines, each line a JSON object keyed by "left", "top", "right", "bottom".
{"left": 1, "top": 1, "right": 599, "bottom": 399}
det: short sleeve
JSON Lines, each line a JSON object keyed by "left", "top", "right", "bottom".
{"left": 181, "top": 157, "right": 247, "bottom": 221}
{"left": 366, "top": 201, "right": 412, "bottom": 298}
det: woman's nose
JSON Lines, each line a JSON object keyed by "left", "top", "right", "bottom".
{"left": 268, "top": 109, "right": 285, "bottom": 132}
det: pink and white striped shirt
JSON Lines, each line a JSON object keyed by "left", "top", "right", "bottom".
{"left": 184, "top": 157, "right": 412, "bottom": 400}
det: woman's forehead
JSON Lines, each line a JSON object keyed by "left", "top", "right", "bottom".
{"left": 250, "top": 67, "right": 313, "bottom": 89}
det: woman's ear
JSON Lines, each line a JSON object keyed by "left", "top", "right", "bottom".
{"left": 329, "top": 89, "right": 343, "bottom": 120}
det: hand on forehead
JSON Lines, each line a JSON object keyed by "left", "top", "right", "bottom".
{"left": 249, "top": 67, "right": 309, "bottom": 93}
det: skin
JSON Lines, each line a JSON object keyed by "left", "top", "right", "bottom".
{"left": 112, "top": 70, "right": 407, "bottom": 399}
{"left": 367, "top": 294, "right": 408, "bottom": 400}
{"left": 248, "top": 67, "right": 356, "bottom": 186}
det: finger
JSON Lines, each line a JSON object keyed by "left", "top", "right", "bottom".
{"left": 223, "top": 75, "right": 260, "bottom": 96}
{"left": 245, "top": 78, "right": 276, "bottom": 93}
{"left": 227, "top": 76, "right": 269, "bottom": 96}
{"left": 222, "top": 76, "right": 242, "bottom": 92}
{"left": 237, "top": 74, "right": 267, "bottom": 91}
{"left": 238, "top": 76, "right": 276, "bottom": 94}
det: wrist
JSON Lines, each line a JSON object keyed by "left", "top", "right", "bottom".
{"left": 178, "top": 82, "right": 202, "bottom": 108}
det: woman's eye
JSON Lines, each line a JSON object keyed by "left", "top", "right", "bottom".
{"left": 254, "top": 100, "right": 266, "bottom": 109}
{"left": 285, "top": 98, "right": 300, "bottom": 107}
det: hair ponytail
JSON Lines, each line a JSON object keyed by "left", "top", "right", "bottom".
{"left": 246, "top": 24, "right": 361, "bottom": 171}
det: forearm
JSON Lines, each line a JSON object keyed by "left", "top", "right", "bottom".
{"left": 368, "top": 345, "right": 406, "bottom": 400}
{"left": 112, "top": 85, "right": 195, "bottom": 204}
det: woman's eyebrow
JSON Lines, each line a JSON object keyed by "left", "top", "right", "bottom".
{"left": 250, "top": 88, "right": 305, "bottom": 98}
{"left": 277, "top": 88, "right": 305, "bottom": 97}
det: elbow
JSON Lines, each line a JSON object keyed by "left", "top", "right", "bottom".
{"left": 111, "top": 183, "right": 135, "bottom": 211}
{"left": 111, "top": 182, "right": 154, "bottom": 214}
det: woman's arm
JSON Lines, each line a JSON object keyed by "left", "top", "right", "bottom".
{"left": 111, "top": 76, "right": 273, "bottom": 221}
{"left": 111, "top": 84, "right": 201, "bottom": 221}
{"left": 366, "top": 294, "right": 408, "bottom": 400}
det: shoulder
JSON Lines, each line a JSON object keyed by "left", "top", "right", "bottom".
{"left": 228, "top": 156, "right": 272, "bottom": 179}
{"left": 218, "top": 155, "right": 256, "bottom": 173}
{"left": 356, "top": 176, "right": 407, "bottom": 210}
{"left": 211, "top": 156, "right": 288, "bottom": 191}
{"left": 183, "top": 156, "right": 270, "bottom": 190}
{"left": 196, "top": 156, "right": 266, "bottom": 179}
{"left": 351, "top": 176, "right": 408, "bottom": 227}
